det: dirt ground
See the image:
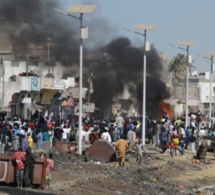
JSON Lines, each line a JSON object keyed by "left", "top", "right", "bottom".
{"left": 47, "top": 148, "right": 215, "bottom": 195}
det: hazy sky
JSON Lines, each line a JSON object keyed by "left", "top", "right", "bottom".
{"left": 62, "top": 0, "right": 215, "bottom": 72}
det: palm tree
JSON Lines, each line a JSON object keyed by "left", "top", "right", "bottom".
{"left": 168, "top": 53, "right": 187, "bottom": 86}
{"left": 168, "top": 53, "right": 194, "bottom": 98}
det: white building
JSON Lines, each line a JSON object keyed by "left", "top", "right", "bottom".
{"left": 198, "top": 72, "right": 215, "bottom": 115}
{"left": 166, "top": 71, "right": 215, "bottom": 117}
{"left": 0, "top": 55, "right": 89, "bottom": 119}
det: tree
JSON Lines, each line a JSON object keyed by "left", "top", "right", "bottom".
{"left": 168, "top": 53, "right": 194, "bottom": 87}
{"left": 168, "top": 53, "right": 187, "bottom": 86}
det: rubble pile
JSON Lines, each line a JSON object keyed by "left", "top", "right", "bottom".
{"left": 46, "top": 147, "right": 215, "bottom": 195}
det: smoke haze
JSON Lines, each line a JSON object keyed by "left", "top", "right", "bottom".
{"left": 91, "top": 37, "right": 171, "bottom": 119}
{"left": 0, "top": 0, "right": 79, "bottom": 61}
{"left": 0, "top": 0, "right": 170, "bottom": 119}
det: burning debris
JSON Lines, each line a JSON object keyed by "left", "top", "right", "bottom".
{"left": 159, "top": 101, "right": 173, "bottom": 120}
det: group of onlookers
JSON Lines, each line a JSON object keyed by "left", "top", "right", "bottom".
{"left": 0, "top": 109, "right": 213, "bottom": 188}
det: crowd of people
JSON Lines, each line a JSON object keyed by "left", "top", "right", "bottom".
{"left": 0, "top": 109, "right": 213, "bottom": 189}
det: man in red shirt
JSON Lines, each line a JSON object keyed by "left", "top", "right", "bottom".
{"left": 13, "top": 148, "right": 26, "bottom": 189}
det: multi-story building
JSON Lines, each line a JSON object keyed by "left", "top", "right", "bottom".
{"left": 166, "top": 70, "right": 215, "bottom": 117}
{"left": 0, "top": 50, "right": 89, "bottom": 120}
{"left": 197, "top": 72, "right": 215, "bottom": 116}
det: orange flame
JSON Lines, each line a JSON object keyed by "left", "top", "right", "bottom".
{"left": 159, "top": 101, "right": 173, "bottom": 121}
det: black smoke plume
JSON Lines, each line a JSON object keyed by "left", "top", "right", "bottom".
{"left": 0, "top": 0, "right": 170, "bottom": 119}
{"left": 0, "top": 0, "right": 79, "bottom": 62}
{"left": 91, "top": 37, "right": 171, "bottom": 119}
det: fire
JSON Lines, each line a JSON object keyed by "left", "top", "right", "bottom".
{"left": 159, "top": 101, "right": 173, "bottom": 121}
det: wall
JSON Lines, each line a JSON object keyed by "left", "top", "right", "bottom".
{"left": 3, "top": 60, "right": 65, "bottom": 82}
{"left": 199, "top": 81, "right": 215, "bottom": 103}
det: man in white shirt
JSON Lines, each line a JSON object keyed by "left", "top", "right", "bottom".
{"left": 199, "top": 125, "right": 207, "bottom": 137}
{"left": 101, "top": 127, "right": 112, "bottom": 143}
{"left": 62, "top": 125, "right": 70, "bottom": 142}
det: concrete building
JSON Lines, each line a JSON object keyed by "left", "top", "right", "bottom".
{"left": 0, "top": 54, "right": 89, "bottom": 120}
{"left": 198, "top": 72, "right": 215, "bottom": 116}
{"left": 165, "top": 70, "right": 215, "bottom": 117}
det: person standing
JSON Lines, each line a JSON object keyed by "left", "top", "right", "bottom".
{"left": 13, "top": 148, "right": 26, "bottom": 189}
{"left": 49, "top": 127, "right": 54, "bottom": 148}
{"left": 168, "top": 137, "right": 175, "bottom": 158}
{"left": 21, "top": 134, "right": 29, "bottom": 152}
{"left": 172, "top": 135, "right": 179, "bottom": 156}
{"left": 13, "top": 123, "right": 20, "bottom": 136}
{"left": 156, "top": 121, "right": 161, "bottom": 147}
{"left": 115, "top": 136, "right": 128, "bottom": 166}
{"left": 27, "top": 133, "right": 34, "bottom": 150}
{"left": 116, "top": 114, "right": 124, "bottom": 140}
{"left": 185, "top": 126, "right": 190, "bottom": 149}
{"left": 13, "top": 135, "right": 20, "bottom": 152}
{"left": 190, "top": 127, "right": 196, "bottom": 154}
{"left": 45, "top": 153, "right": 54, "bottom": 189}
{"left": 101, "top": 127, "right": 112, "bottom": 143}
{"left": 1, "top": 125, "right": 9, "bottom": 154}
{"left": 62, "top": 125, "right": 69, "bottom": 143}
{"left": 127, "top": 129, "right": 136, "bottom": 150}
{"left": 135, "top": 139, "right": 145, "bottom": 164}
{"left": 178, "top": 133, "right": 185, "bottom": 156}
{"left": 53, "top": 126, "right": 63, "bottom": 143}
{"left": 43, "top": 129, "right": 50, "bottom": 142}
{"left": 36, "top": 129, "right": 43, "bottom": 150}
{"left": 160, "top": 126, "right": 168, "bottom": 154}
{"left": 108, "top": 123, "right": 115, "bottom": 142}
{"left": 24, "top": 147, "right": 35, "bottom": 188}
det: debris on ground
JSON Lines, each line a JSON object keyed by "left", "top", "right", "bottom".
{"left": 47, "top": 148, "right": 215, "bottom": 195}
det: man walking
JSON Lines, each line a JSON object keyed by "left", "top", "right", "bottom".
{"left": 116, "top": 114, "right": 124, "bottom": 140}
{"left": 135, "top": 139, "right": 145, "bottom": 164}
{"left": 115, "top": 136, "right": 128, "bottom": 166}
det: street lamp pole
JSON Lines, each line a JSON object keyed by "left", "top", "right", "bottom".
{"left": 54, "top": 5, "right": 96, "bottom": 155}
{"left": 186, "top": 45, "right": 190, "bottom": 129}
{"left": 47, "top": 37, "right": 51, "bottom": 73}
{"left": 169, "top": 41, "right": 196, "bottom": 128}
{"left": 123, "top": 24, "right": 155, "bottom": 145}
{"left": 87, "top": 67, "right": 92, "bottom": 103}
{"left": 181, "top": 41, "right": 197, "bottom": 128}
{"left": 209, "top": 55, "right": 214, "bottom": 119}
{"left": 1, "top": 60, "right": 4, "bottom": 109}
{"left": 143, "top": 30, "right": 146, "bottom": 145}
{"left": 136, "top": 24, "right": 155, "bottom": 145}
{"left": 78, "top": 12, "right": 84, "bottom": 155}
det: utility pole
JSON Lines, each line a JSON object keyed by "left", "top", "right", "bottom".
{"left": 1, "top": 59, "right": 4, "bottom": 109}
{"left": 26, "top": 55, "right": 29, "bottom": 77}
{"left": 88, "top": 66, "right": 92, "bottom": 103}
{"left": 169, "top": 41, "right": 196, "bottom": 128}
{"left": 123, "top": 24, "right": 156, "bottom": 145}
{"left": 54, "top": 4, "right": 96, "bottom": 155}
{"left": 47, "top": 37, "right": 51, "bottom": 74}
